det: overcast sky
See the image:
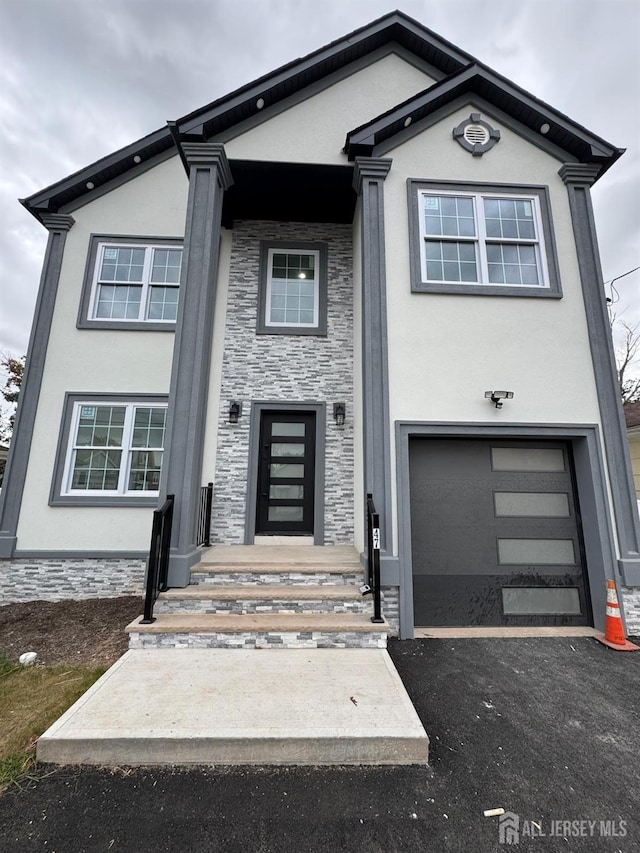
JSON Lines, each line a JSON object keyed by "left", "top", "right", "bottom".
{"left": 1, "top": 0, "right": 639, "bottom": 369}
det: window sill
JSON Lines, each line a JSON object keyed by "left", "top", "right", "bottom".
{"left": 76, "top": 319, "right": 177, "bottom": 331}
{"left": 257, "top": 325, "right": 327, "bottom": 336}
{"left": 411, "top": 281, "right": 563, "bottom": 298}
{"left": 50, "top": 495, "right": 160, "bottom": 508}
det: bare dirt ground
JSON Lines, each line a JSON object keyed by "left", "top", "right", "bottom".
{"left": 0, "top": 597, "right": 143, "bottom": 666}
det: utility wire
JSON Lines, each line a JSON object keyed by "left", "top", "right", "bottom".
{"left": 604, "top": 265, "right": 640, "bottom": 306}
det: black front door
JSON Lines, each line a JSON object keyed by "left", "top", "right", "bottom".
{"left": 409, "top": 439, "right": 591, "bottom": 626}
{"left": 256, "top": 412, "right": 315, "bottom": 535}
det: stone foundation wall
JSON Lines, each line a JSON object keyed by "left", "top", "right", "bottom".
{"left": 128, "top": 631, "right": 387, "bottom": 650}
{"left": 0, "top": 559, "right": 145, "bottom": 604}
{"left": 382, "top": 586, "right": 400, "bottom": 637}
{"left": 622, "top": 587, "right": 640, "bottom": 634}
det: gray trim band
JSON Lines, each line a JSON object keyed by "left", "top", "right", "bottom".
{"left": 353, "top": 157, "right": 394, "bottom": 555}
{"left": 0, "top": 214, "right": 74, "bottom": 558}
{"left": 244, "top": 401, "right": 327, "bottom": 546}
{"left": 395, "top": 422, "right": 619, "bottom": 638}
{"left": 12, "top": 551, "right": 148, "bottom": 560}
{"left": 160, "top": 143, "right": 233, "bottom": 586}
{"left": 560, "top": 164, "right": 640, "bottom": 586}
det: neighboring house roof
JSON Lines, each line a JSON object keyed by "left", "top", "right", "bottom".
{"left": 20, "top": 9, "right": 624, "bottom": 226}
{"left": 624, "top": 401, "right": 640, "bottom": 430}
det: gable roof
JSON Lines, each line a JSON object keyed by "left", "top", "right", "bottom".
{"left": 344, "top": 63, "right": 623, "bottom": 169}
{"left": 172, "top": 10, "right": 471, "bottom": 142}
{"left": 20, "top": 10, "right": 624, "bottom": 224}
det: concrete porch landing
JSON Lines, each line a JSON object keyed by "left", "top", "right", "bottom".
{"left": 38, "top": 648, "right": 429, "bottom": 767}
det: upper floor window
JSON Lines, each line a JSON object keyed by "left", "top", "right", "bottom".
{"left": 257, "top": 241, "right": 328, "bottom": 336}
{"left": 266, "top": 250, "right": 320, "bottom": 327}
{"left": 408, "top": 181, "right": 562, "bottom": 298}
{"left": 78, "top": 236, "right": 183, "bottom": 330}
{"left": 92, "top": 244, "right": 182, "bottom": 322}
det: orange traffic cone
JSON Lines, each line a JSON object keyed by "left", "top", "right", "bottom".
{"left": 595, "top": 579, "right": 639, "bottom": 651}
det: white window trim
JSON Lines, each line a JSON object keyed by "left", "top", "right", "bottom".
{"left": 264, "top": 248, "right": 321, "bottom": 329}
{"left": 418, "top": 190, "right": 550, "bottom": 289}
{"left": 88, "top": 242, "right": 182, "bottom": 324}
{"left": 61, "top": 401, "right": 168, "bottom": 497}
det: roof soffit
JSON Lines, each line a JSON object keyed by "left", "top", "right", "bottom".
{"left": 21, "top": 11, "right": 623, "bottom": 222}
{"left": 344, "top": 64, "right": 623, "bottom": 176}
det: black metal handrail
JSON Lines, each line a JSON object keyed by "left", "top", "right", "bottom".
{"left": 141, "top": 494, "right": 174, "bottom": 624}
{"left": 196, "top": 482, "right": 213, "bottom": 547}
{"left": 366, "top": 492, "right": 384, "bottom": 624}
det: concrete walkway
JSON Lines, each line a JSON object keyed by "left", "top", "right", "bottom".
{"left": 37, "top": 648, "right": 429, "bottom": 766}
{"left": 4, "top": 636, "right": 638, "bottom": 853}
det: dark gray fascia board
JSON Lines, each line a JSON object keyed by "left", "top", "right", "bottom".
{"left": 344, "top": 64, "right": 624, "bottom": 178}
{"left": 20, "top": 11, "right": 467, "bottom": 218}
{"left": 207, "top": 44, "right": 445, "bottom": 151}
{"left": 21, "top": 128, "right": 176, "bottom": 223}
{"left": 173, "top": 11, "right": 473, "bottom": 139}
{"left": 370, "top": 95, "right": 578, "bottom": 168}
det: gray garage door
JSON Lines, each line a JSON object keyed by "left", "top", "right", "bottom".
{"left": 409, "top": 439, "right": 591, "bottom": 626}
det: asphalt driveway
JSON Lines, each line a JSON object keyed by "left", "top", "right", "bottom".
{"left": 0, "top": 636, "right": 638, "bottom": 852}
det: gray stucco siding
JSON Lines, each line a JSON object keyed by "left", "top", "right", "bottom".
{"left": 210, "top": 221, "right": 354, "bottom": 545}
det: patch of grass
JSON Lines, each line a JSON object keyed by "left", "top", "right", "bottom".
{"left": 0, "top": 652, "right": 105, "bottom": 791}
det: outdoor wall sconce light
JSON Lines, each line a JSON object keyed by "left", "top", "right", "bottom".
{"left": 228, "top": 401, "right": 242, "bottom": 424}
{"left": 485, "top": 390, "right": 514, "bottom": 409}
{"left": 333, "top": 402, "right": 346, "bottom": 427}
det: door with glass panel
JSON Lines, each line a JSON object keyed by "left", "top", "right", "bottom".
{"left": 256, "top": 412, "right": 315, "bottom": 535}
{"left": 409, "top": 439, "right": 591, "bottom": 626}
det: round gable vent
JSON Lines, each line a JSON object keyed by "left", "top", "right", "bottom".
{"left": 463, "top": 123, "right": 490, "bottom": 145}
{"left": 453, "top": 113, "right": 500, "bottom": 156}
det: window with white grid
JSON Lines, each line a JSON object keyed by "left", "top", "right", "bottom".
{"left": 418, "top": 190, "right": 550, "bottom": 290}
{"left": 90, "top": 244, "right": 182, "bottom": 323}
{"left": 63, "top": 402, "right": 167, "bottom": 496}
{"left": 265, "top": 250, "right": 320, "bottom": 328}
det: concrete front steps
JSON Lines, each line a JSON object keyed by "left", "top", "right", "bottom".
{"left": 40, "top": 546, "right": 425, "bottom": 768}
{"left": 126, "top": 544, "right": 390, "bottom": 649}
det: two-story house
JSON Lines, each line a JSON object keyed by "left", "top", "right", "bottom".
{"left": 1, "top": 11, "right": 639, "bottom": 641}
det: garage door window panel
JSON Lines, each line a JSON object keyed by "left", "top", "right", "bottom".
{"left": 494, "top": 491, "right": 571, "bottom": 518}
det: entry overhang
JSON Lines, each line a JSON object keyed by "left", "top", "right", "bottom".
{"left": 222, "top": 161, "right": 356, "bottom": 227}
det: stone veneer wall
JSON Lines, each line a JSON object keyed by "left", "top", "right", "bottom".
{"left": 0, "top": 559, "right": 145, "bottom": 604}
{"left": 381, "top": 587, "right": 400, "bottom": 637}
{"left": 622, "top": 587, "right": 640, "bottom": 634}
{"left": 211, "top": 221, "right": 354, "bottom": 544}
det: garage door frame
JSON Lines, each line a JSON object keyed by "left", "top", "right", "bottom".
{"left": 396, "top": 422, "right": 619, "bottom": 639}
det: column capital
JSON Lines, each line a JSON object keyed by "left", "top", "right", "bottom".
{"left": 182, "top": 142, "right": 233, "bottom": 190}
{"left": 353, "top": 157, "right": 392, "bottom": 193}
{"left": 558, "top": 163, "right": 601, "bottom": 186}
{"left": 40, "top": 213, "right": 75, "bottom": 232}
